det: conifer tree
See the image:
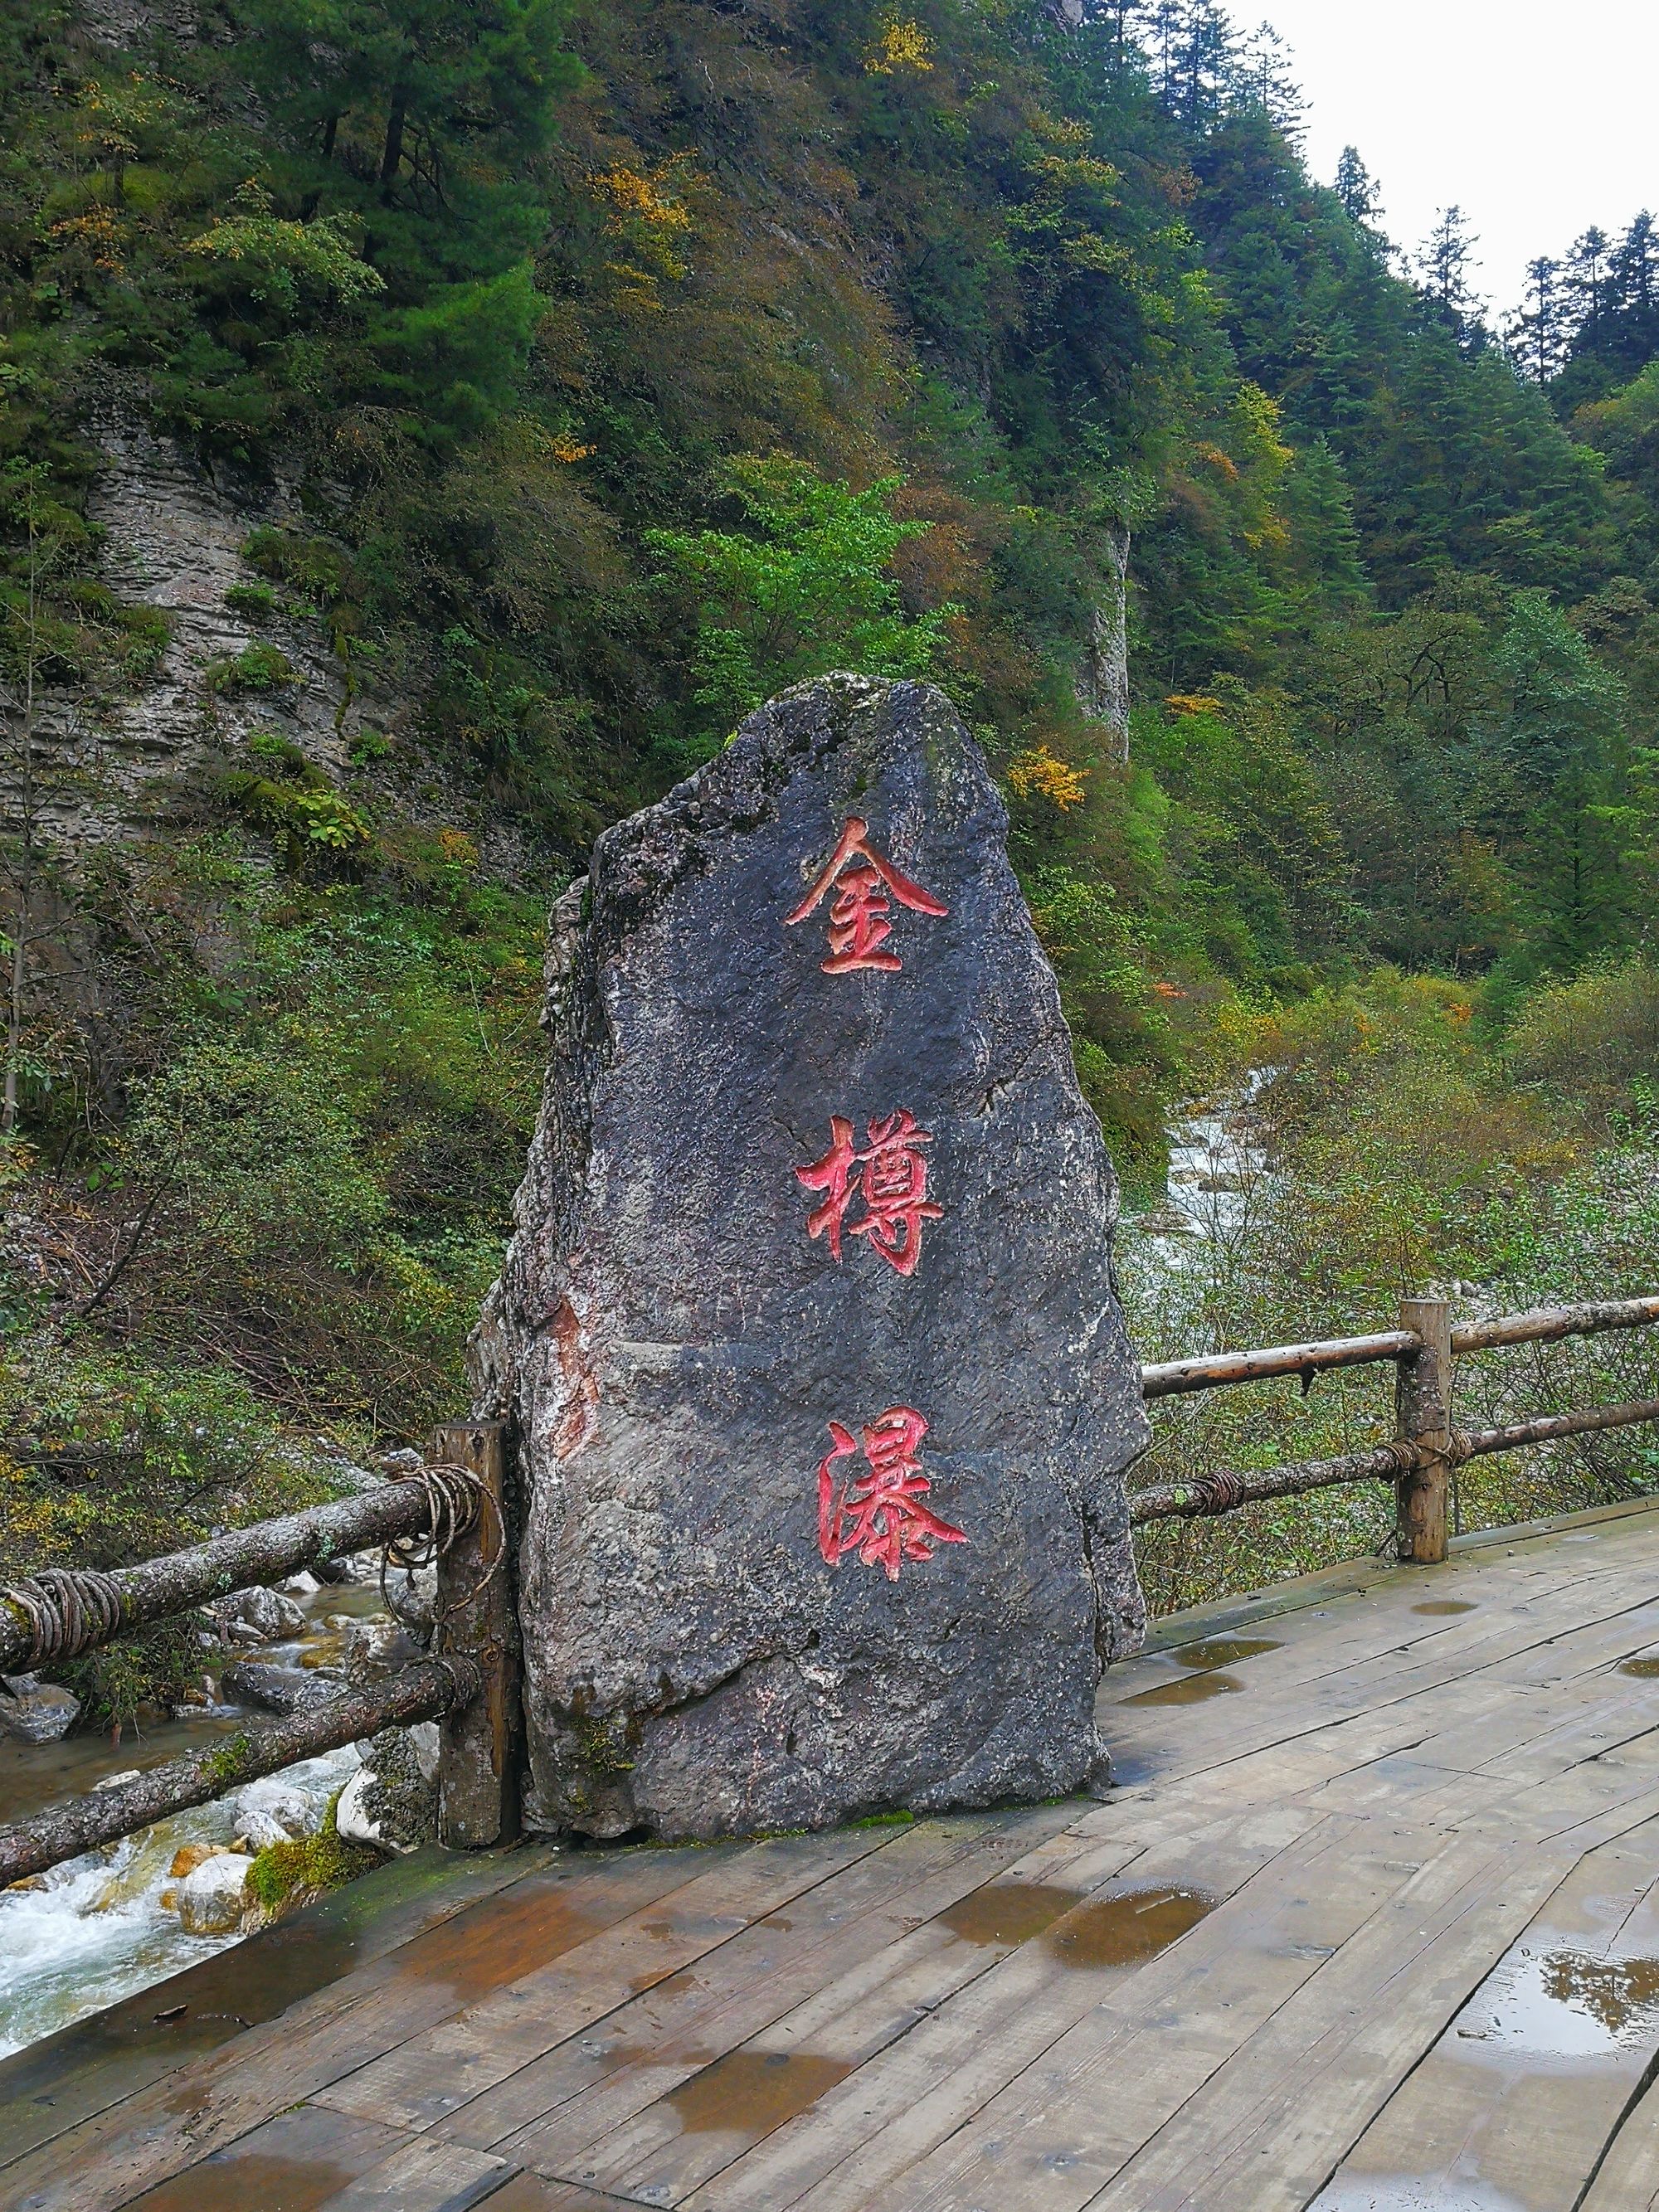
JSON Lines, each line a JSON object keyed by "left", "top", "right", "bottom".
{"left": 1418, "top": 207, "right": 1486, "bottom": 348}
{"left": 1334, "top": 147, "right": 1383, "bottom": 226}
{"left": 1507, "top": 256, "right": 1569, "bottom": 386}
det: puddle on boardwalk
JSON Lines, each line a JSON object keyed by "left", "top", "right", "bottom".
{"left": 1123, "top": 1671, "right": 1244, "bottom": 1706}
{"left": 1308, "top": 1937, "right": 1659, "bottom": 2212}
{"left": 938, "top": 1882, "right": 1083, "bottom": 1947}
{"left": 666, "top": 2049, "right": 853, "bottom": 2138}
{"left": 1619, "top": 1655, "right": 1659, "bottom": 1679}
{"left": 1168, "top": 1636, "right": 1282, "bottom": 1670}
{"left": 385, "top": 1874, "right": 602, "bottom": 2002}
{"left": 1413, "top": 1600, "right": 1478, "bottom": 1616}
{"left": 1450, "top": 1942, "right": 1659, "bottom": 2058}
{"left": 119, "top": 2105, "right": 382, "bottom": 2211}
{"left": 1045, "top": 1886, "right": 1215, "bottom": 1970}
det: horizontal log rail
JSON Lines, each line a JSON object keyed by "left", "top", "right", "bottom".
{"left": 0, "top": 1467, "right": 472, "bottom": 1675}
{"left": 1130, "top": 1441, "right": 1417, "bottom": 1526}
{"left": 1140, "top": 1330, "right": 1420, "bottom": 1400}
{"left": 1142, "top": 1295, "right": 1659, "bottom": 1402}
{"left": 1132, "top": 1295, "right": 1659, "bottom": 1554}
{"left": 1451, "top": 1296, "right": 1659, "bottom": 1355}
{"left": 0, "top": 1658, "right": 477, "bottom": 1889}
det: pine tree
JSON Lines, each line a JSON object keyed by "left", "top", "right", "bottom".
{"left": 1613, "top": 212, "right": 1658, "bottom": 317}
{"left": 1565, "top": 225, "right": 1614, "bottom": 352}
{"left": 1233, "top": 22, "right": 1306, "bottom": 145}
{"left": 1506, "top": 256, "right": 1569, "bottom": 386}
{"left": 1334, "top": 147, "right": 1383, "bottom": 226}
{"left": 1418, "top": 207, "right": 1486, "bottom": 348}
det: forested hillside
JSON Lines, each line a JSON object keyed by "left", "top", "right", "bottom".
{"left": 6, "top": 0, "right": 1659, "bottom": 1684}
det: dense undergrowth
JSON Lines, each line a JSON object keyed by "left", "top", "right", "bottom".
{"left": 1126, "top": 966, "right": 1659, "bottom": 1614}
{"left": 4, "top": 0, "right": 1659, "bottom": 1689}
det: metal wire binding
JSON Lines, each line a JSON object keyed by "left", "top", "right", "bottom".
{"left": 0, "top": 1568, "right": 126, "bottom": 1666}
{"left": 377, "top": 1461, "right": 505, "bottom": 1634}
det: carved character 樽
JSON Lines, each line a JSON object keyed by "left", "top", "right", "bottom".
{"left": 796, "top": 1109, "right": 942, "bottom": 1276}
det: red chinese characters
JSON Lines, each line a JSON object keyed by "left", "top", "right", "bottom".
{"left": 817, "top": 1407, "right": 966, "bottom": 1580}
{"left": 796, "top": 1110, "right": 943, "bottom": 1277}
{"left": 786, "top": 815, "right": 949, "bottom": 974}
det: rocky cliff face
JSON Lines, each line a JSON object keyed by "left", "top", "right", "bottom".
{"left": 3, "top": 396, "right": 374, "bottom": 849}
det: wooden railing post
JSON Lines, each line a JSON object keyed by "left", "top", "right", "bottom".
{"left": 432, "top": 1419, "right": 522, "bottom": 1849}
{"left": 1396, "top": 1297, "right": 1454, "bottom": 1565}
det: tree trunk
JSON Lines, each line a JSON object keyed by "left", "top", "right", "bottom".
{"left": 1078, "top": 522, "right": 1131, "bottom": 766}
{"left": 0, "top": 1661, "right": 472, "bottom": 1887}
{"left": 379, "top": 86, "right": 408, "bottom": 193}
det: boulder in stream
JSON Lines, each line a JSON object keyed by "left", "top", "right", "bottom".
{"left": 174, "top": 1850, "right": 252, "bottom": 1935}
{"left": 474, "top": 674, "right": 1149, "bottom": 1841}
{"left": 0, "top": 1673, "right": 80, "bottom": 1743}
{"left": 335, "top": 1727, "right": 437, "bottom": 1855}
{"left": 212, "top": 1587, "right": 307, "bottom": 1641}
{"left": 220, "top": 1660, "right": 334, "bottom": 1715}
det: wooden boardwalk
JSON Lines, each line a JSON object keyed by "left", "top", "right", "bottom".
{"left": 7, "top": 1500, "right": 1659, "bottom": 2212}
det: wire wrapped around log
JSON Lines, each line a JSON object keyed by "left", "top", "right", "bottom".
{"left": 0, "top": 1656, "right": 480, "bottom": 1889}
{"left": 0, "top": 1567, "right": 127, "bottom": 1666}
{"left": 1129, "top": 1440, "right": 1420, "bottom": 1526}
{"left": 0, "top": 1467, "right": 485, "bottom": 1675}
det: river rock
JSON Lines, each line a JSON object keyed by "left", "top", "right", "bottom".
{"left": 212, "top": 1586, "right": 307, "bottom": 1641}
{"left": 342, "top": 1616, "right": 426, "bottom": 1688}
{"left": 220, "top": 1660, "right": 334, "bottom": 1714}
{"left": 474, "top": 674, "right": 1149, "bottom": 1842}
{"left": 174, "top": 1850, "right": 252, "bottom": 1935}
{"left": 0, "top": 1673, "right": 80, "bottom": 1743}
{"left": 229, "top": 1776, "right": 318, "bottom": 1847}
{"left": 335, "top": 1728, "right": 436, "bottom": 1855}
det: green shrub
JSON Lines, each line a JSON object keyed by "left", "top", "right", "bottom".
{"left": 246, "top": 1794, "right": 379, "bottom": 1913}
{"left": 224, "top": 581, "right": 278, "bottom": 619}
{"left": 1506, "top": 959, "right": 1659, "bottom": 1118}
{"left": 206, "top": 640, "right": 297, "bottom": 694}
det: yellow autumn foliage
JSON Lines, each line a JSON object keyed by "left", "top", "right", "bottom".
{"left": 866, "top": 18, "right": 935, "bottom": 74}
{"left": 1007, "top": 745, "right": 1088, "bottom": 809}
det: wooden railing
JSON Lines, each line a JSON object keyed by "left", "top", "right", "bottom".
{"left": 2, "top": 1295, "right": 1657, "bottom": 1889}
{"left": 1132, "top": 1294, "right": 1659, "bottom": 1561}
{"left": 0, "top": 1422, "right": 518, "bottom": 1888}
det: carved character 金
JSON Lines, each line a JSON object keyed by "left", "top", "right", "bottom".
{"left": 816, "top": 1407, "right": 966, "bottom": 1580}
{"left": 786, "top": 815, "right": 949, "bottom": 973}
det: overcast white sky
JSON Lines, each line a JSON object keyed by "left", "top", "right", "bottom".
{"left": 1250, "top": 1, "right": 1659, "bottom": 318}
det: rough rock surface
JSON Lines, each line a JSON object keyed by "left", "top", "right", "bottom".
{"left": 474, "top": 675, "right": 1149, "bottom": 1841}
{"left": 336, "top": 1727, "right": 437, "bottom": 1855}
{"left": 0, "top": 1673, "right": 80, "bottom": 1743}
{"left": 174, "top": 1850, "right": 252, "bottom": 1936}
{"left": 220, "top": 1660, "right": 334, "bottom": 1715}
{"left": 342, "top": 1616, "right": 428, "bottom": 1688}
{"left": 213, "top": 1587, "right": 307, "bottom": 1642}
{"left": 229, "top": 1776, "right": 317, "bottom": 1848}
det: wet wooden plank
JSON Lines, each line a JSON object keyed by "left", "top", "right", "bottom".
{"left": 109, "top": 2103, "right": 414, "bottom": 2212}
{"left": 780, "top": 1816, "right": 1427, "bottom": 2212}
{"left": 1306, "top": 1834, "right": 1659, "bottom": 2212}
{"left": 662, "top": 1803, "right": 1326, "bottom": 2212}
{"left": 435, "top": 1803, "right": 1084, "bottom": 2153}
{"left": 1580, "top": 2073, "right": 1659, "bottom": 2210}
{"left": 1078, "top": 1834, "right": 1580, "bottom": 2211}
{"left": 311, "top": 1827, "right": 899, "bottom": 2133}
{"left": 493, "top": 1813, "right": 1172, "bottom": 2186}
{"left": 317, "top": 2133, "right": 509, "bottom": 2209}
{"left": 0, "top": 1845, "right": 739, "bottom": 2212}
